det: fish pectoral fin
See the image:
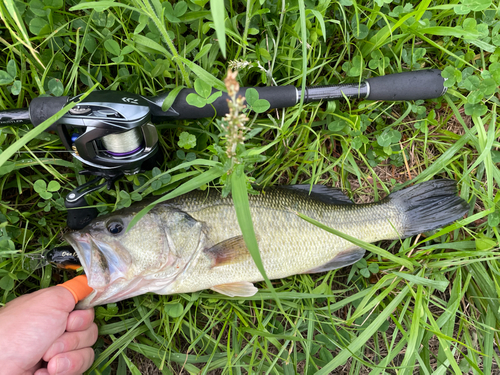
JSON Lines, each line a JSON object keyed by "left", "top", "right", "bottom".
{"left": 304, "top": 248, "right": 366, "bottom": 274}
{"left": 204, "top": 236, "right": 252, "bottom": 267}
{"left": 211, "top": 282, "right": 258, "bottom": 297}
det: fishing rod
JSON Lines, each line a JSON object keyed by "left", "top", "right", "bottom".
{"left": 0, "top": 69, "right": 446, "bottom": 229}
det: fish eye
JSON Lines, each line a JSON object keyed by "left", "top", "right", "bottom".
{"left": 107, "top": 220, "right": 124, "bottom": 235}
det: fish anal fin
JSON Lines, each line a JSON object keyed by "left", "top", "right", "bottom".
{"left": 211, "top": 282, "right": 258, "bottom": 297}
{"left": 204, "top": 235, "right": 251, "bottom": 267}
{"left": 304, "top": 248, "right": 365, "bottom": 274}
{"left": 280, "top": 185, "right": 354, "bottom": 205}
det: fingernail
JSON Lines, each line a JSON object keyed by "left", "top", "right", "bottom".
{"left": 50, "top": 341, "right": 65, "bottom": 355}
{"left": 72, "top": 317, "right": 84, "bottom": 330}
{"left": 56, "top": 357, "right": 71, "bottom": 374}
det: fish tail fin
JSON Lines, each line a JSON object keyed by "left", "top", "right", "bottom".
{"left": 388, "top": 179, "right": 469, "bottom": 238}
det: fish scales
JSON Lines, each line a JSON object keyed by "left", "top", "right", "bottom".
{"left": 64, "top": 179, "right": 469, "bottom": 308}
{"left": 164, "top": 189, "right": 402, "bottom": 294}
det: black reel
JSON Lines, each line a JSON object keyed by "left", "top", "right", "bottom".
{"left": 29, "top": 91, "right": 164, "bottom": 229}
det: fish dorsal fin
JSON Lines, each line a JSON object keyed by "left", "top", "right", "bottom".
{"left": 304, "top": 247, "right": 365, "bottom": 274}
{"left": 204, "top": 236, "right": 251, "bottom": 267}
{"left": 211, "top": 282, "right": 258, "bottom": 297}
{"left": 280, "top": 185, "right": 354, "bottom": 205}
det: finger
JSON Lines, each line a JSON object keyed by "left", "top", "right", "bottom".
{"left": 34, "top": 369, "right": 50, "bottom": 375}
{"left": 47, "top": 348, "right": 95, "bottom": 375}
{"left": 66, "top": 308, "right": 95, "bottom": 332}
{"left": 43, "top": 323, "right": 98, "bottom": 362}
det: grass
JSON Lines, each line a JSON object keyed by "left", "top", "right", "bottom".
{"left": 1, "top": 0, "right": 500, "bottom": 373}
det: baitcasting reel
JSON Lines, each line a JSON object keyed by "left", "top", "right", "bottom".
{"left": 0, "top": 69, "right": 447, "bottom": 229}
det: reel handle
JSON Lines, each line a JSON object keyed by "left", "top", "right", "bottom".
{"left": 65, "top": 172, "right": 124, "bottom": 229}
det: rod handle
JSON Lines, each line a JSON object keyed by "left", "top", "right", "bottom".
{"left": 365, "top": 69, "right": 446, "bottom": 101}
{"left": 151, "top": 86, "right": 297, "bottom": 121}
{"left": 30, "top": 96, "right": 69, "bottom": 130}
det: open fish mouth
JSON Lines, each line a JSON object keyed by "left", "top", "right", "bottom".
{"left": 65, "top": 233, "right": 108, "bottom": 285}
{"left": 64, "top": 233, "right": 100, "bottom": 302}
{"left": 64, "top": 231, "right": 165, "bottom": 309}
{"left": 64, "top": 231, "right": 128, "bottom": 307}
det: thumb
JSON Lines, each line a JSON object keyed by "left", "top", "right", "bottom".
{"left": 57, "top": 275, "right": 93, "bottom": 304}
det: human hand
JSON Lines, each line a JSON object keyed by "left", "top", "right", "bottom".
{"left": 0, "top": 279, "right": 97, "bottom": 375}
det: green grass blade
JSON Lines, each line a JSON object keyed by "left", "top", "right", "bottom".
{"left": 69, "top": 1, "right": 137, "bottom": 12}
{"left": 399, "top": 283, "right": 424, "bottom": 374}
{"left": 0, "top": 106, "right": 72, "bottom": 169}
{"left": 127, "top": 166, "right": 224, "bottom": 231}
{"left": 161, "top": 86, "right": 186, "bottom": 111}
{"left": 210, "top": 0, "right": 226, "bottom": 58}
{"left": 483, "top": 307, "right": 495, "bottom": 375}
{"left": 178, "top": 55, "right": 226, "bottom": 91}
{"left": 231, "top": 165, "right": 274, "bottom": 295}
{"left": 297, "top": 0, "right": 308, "bottom": 111}
{"left": 317, "top": 285, "right": 410, "bottom": 374}
{"left": 132, "top": 34, "right": 173, "bottom": 58}
{"left": 392, "top": 271, "right": 449, "bottom": 292}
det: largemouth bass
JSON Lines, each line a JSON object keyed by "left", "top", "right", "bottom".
{"left": 65, "top": 179, "right": 468, "bottom": 309}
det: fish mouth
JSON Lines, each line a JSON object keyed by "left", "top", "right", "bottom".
{"left": 65, "top": 231, "right": 151, "bottom": 309}
{"left": 64, "top": 232, "right": 126, "bottom": 308}
{"left": 65, "top": 233, "right": 105, "bottom": 283}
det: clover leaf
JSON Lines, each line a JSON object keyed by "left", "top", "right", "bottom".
{"left": 48, "top": 78, "right": 64, "bottom": 96}
{"left": 119, "top": 191, "right": 132, "bottom": 208}
{"left": 342, "top": 55, "right": 364, "bottom": 77}
{"left": 164, "top": 302, "right": 184, "bottom": 318}
{"left": 0, "top": 60, "right": 17, "bottom": 85}
{"left": 245, "top": 88, "right": 270, "bottom": 114}
{"left": 489, "top": 62, "right": 500, "bottom": 84}
{"left": 0, "top": 274, "right": 15, "bottom": 291}
{"left": 467, "top": 90, "right": 483, "bottom": 105}
{"left": 442, "top": 66, "right": 462, "bottom": 87}
{"left": 0, "top": 71, "right": 13, "bottom": 85}
{"left": 7, "top": 60, "right": 16, "bottom": 78}
{"left": 151, "top": 167, "right": 172, "bottom": 191}
{"left": 377, "top": 129, "right": 400, "bottom": 148}
{"left": 464, "top": 103, "right": 488, "bottom": 117}
{"left": 186, "top": 78, "right": 223, "bottom": 108}
{"left": 478, "top": 78, "right": 497, "bottom": 96}
{"left": 178, "top": 131, "right": 197, "bottom": 149}
{"left": 351, "top": 17, "right": 369, "bottom": 40}
{"left": 34, "top": 180, "right": 60, "bottom": 200}
{"left": 96, "top": 303, "right": 119, "bottom": 321}
{"left": 328, "top": 119, "right": 348, "bottom": 133}
{"left": 463, "top": 75, "right": 480, "bottom": 91}
{"left": 488, "top": 211, "right": 500, "bottom": 228}
{"left": 368, "top": 50, "right": 390, "bottom": 70}
{"left": 350, "top": 258, "right": 379, "bottom": 279}
{"left": 454, "top": 0, "right": 492, "bottom": 15}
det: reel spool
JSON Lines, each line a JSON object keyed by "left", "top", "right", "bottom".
{"left": 101, "top": 128, "right": 144, "bottom": 157}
